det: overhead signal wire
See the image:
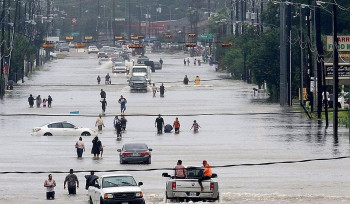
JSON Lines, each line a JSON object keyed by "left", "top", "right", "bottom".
{"left": 0, "top": 156, "right": 349, "bottom": 174}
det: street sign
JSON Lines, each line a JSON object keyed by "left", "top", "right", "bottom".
{"left": 65, "top": 36, "right": 74, "bottom": 41}
{"left": 221, "top": 42, "right": 232, "bottom": 47}
{"left": 71, "top": 32, "right": 80, "bottom": 37}
{"left": 200, "top": 34, "right": 213, "bottom": 40}
{"left": 114, "top": 35, "right": 124, "bottom": 40}
{"left": 327, "top": 36, "right": 350, "bottom": 51}
{"left": 185, "top": 42, "right": 197, "bottom": 47}
{"left": 129, "top": 44, "right": 143, "bottom": 48}
{"left": 84, "top": 36, "right": 93, "bottom": 40}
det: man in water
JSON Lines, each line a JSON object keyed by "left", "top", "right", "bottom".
{"left": 155, "top": 114, "right": 164, "bottom": 134}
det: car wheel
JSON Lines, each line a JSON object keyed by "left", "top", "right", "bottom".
{"left": 81, "top": 132, "right": 91, "bottom": 136}
{"left": 120, "top": 158, "right": 126, "bottom": 164}
{"left": 44, "top": 133, "right": 52, "bottom": 136}
{"left": 146, "top": 157, "right": 151, "bottom": 164}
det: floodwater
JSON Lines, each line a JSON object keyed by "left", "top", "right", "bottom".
{"left": 1, "top": 49, "right": 350, "bottom": 204}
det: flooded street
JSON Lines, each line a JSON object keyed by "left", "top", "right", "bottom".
{"left": 1, "top": 50, "right": 350, "bottom": 204}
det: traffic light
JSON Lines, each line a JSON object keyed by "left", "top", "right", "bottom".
{"left": 164, "top": 34, "right": 172, "bottom": 38}
{"left": 185, "top": 42, "right": 197, "bottom": 47}
{"left": 65, "top": 36, "right": 74, "bottom": 41}
{"left": 114, "top": 35, "right": 124, "bottom": 40}
{"left": 221, "top": 43, "right": 232, "bottom": 47}
{"left": 188, "top": 33, "right": 196, "bottom": 37}
{"left": 129, "top": 44, "right": 143, "bottom": 48}
{"left": 84, "top": 36, "right": 93, "bottom": 41}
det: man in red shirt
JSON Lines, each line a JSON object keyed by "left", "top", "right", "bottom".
{"left": 173, "top": 117, "right": 180, "bottom": 133}
{"left": 198, "top": 160, "right": 212, "bottom": 191}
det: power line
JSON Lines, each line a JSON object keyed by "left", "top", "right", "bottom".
{"left": 0, "top": 155, "right": 348, "bottom": 174}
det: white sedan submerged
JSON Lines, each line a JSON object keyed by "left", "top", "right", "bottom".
{"left": 32, "top": 121, "right": 97, "bottom": 136}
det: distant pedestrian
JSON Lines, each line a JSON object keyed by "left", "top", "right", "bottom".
{"left": 97, "top": 75, "right": 101, "bottom": 84}
{"left": 152, "top": 83, "right": 157, "bottom": 97}
{"left": 28, "top": 94, "right": 35, "bottom": 108}
{"left": 115, "top": 119, "right": 122, "bottom": 137}
{"left": 191, "top": 120, "right": 201, "bottom": 133}
{"left": 194, "top": 59, "right": 197, "bottom": 66}
{"left": 36, "top": 95, "right": 42, "bottom": 108}
{"left": 198, "top": 60, "right": 201, "bottom": 66}
{"left": 159, "top": 58, "right": 163, "bottom": 66}
{"left": 91, "top": 136, "right": 103, "bottom": 157}
{"left": 47, "top": 95, "right": 53, "bottom": 108}
{"left": 184, "top": 59, "right": 186, "bottom": 66}
{"left": 160, "top": 83, "right": 165, "bottom": 97}
{"left": 195, "top": 76, "right": 200, "bottom": 85}
{"left": 100, "top": 98, "right": 107, "bottom": 114}
{"left": 44, "top": 174, "right": 56, "bottom": 200}
{"left": 187, "top": 58, "right": 190, "bottom": 66}
{"left": 118, "top": 95, "right": 127, "bottom": 114}
{"left": 95, "top": 114, "right": 105, "bottom": 132}
{"left": 120, "top": 115, "right": 127, "bottom": 132}
{"left": 64, "top": 169, "right": 79, "bottom": 195}
{"left": 113, "top": 115, "right": 119, "bottom": 131}
{"left": 85, "top": 171, "right": 98, "bottom": 190}
{"left": 75, "top": 137, "right": 85, "bottom": 158}
{"left": 42, "top": 99, "right": 47, "bottom": 107}
{"left": 183, "top": 75, "right": 189, "bottom": 85}
{"left": 173, "top": 117, "right": 180, "bottom": 133}
{"left": 105, "top": 73, "right": 111, "bottom": 84}
{"left": 100, "top": 89, "right": 106, "bottom": 99}
{"left": 155, "top": 114, "right": 164, "bottom": 134}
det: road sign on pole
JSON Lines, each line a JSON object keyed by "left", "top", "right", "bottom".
{"left": 200, "top": 34, "right": 213, "bottom": 40}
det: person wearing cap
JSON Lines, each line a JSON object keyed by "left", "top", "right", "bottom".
{"left": 118, "top": 95, "right": 127, "bottom": 114}
{"left": 174, "top": 160, "right": 187, "bottom": 179}
{"left": 198, "top": 160, "right": 212, "bottom": 192}
{"left": 64, "top": 169, "right": 79, "bottom": 195}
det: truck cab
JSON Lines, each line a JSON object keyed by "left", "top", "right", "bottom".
{"left": 129, "top": 65, "right": 151, "bottom": 84}
{"left": 162, "top": 166, "right": 219, "bottom": 202}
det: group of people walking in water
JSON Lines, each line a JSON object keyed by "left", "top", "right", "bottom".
{"left": 155, "top": 114, "right": 201, "bottom": 134}
{"left": 28, "top": 94, "right": 53, "bottom": 108}
{"left": 184, "top": 58, "right": 201, "bottom": 66}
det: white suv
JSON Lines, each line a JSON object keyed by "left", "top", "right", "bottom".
{"left": 88, "top": 46, "right": 99, "bottom": 54}
{"left": 88, "top": 174, "right": 145, "bottom": 204}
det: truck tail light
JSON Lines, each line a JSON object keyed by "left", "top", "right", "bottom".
{"left": 140, "top": 152, "right": 149, "bottom": 156}
{"left": 210, "top": 182, "right": 214, "bottom": 190}
{"left": 122, "top": 152, "right": 131, "bottom": 156}
{"left": 172, "top": 182, "right": 176, "bottom": 190}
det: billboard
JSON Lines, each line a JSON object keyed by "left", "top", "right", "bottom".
{"left": 327, "top": 36, "right": 350, "bottom": 51}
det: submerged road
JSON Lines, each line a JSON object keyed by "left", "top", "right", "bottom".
{"left": 1, "top": 50, "right": 350, "bottom": 203}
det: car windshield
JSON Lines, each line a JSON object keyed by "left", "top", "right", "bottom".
{"left": 130, "top": 76, "right": 146, "bottom": 81}
{"left": 133, "top": 68, "right": 146, "bottom": 73}
{"left": 102, "top": 176, "right": 137, "bottom": 188}
{"left": 100, "top": 58, "right": 109, "bottom": 62}
{"left": 124, "top": 143, "right": 147, "bottom": 151}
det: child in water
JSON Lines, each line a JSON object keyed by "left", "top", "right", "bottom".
{"left": 190, "top": 120, "right": 201, "bottom": 133}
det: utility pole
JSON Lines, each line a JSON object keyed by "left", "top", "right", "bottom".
{"left": 230, "top": 0, "right": 233, "bottom": 35}
{"left": 235, "top": 0, "right": 239, "bottom": 36}
{"left": 1, "top": 0, "right": 6, "bottom": 97}
{"left": 279, "top": 1, "right": 291, "bottom": 106}
{"left": 332, "top": 0, "right": 338, "bottom": 137}
{"left": 128, "top": 0, "right": 131, "bottom": 37}
{"left": 300, "top": 7, "right": 304, "bottom": 108}
{"left": 306, "top": 0, "right": 313, "bottom": 112}
{"left": 315, "top": 3, "right": 326, "bottom": 121}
